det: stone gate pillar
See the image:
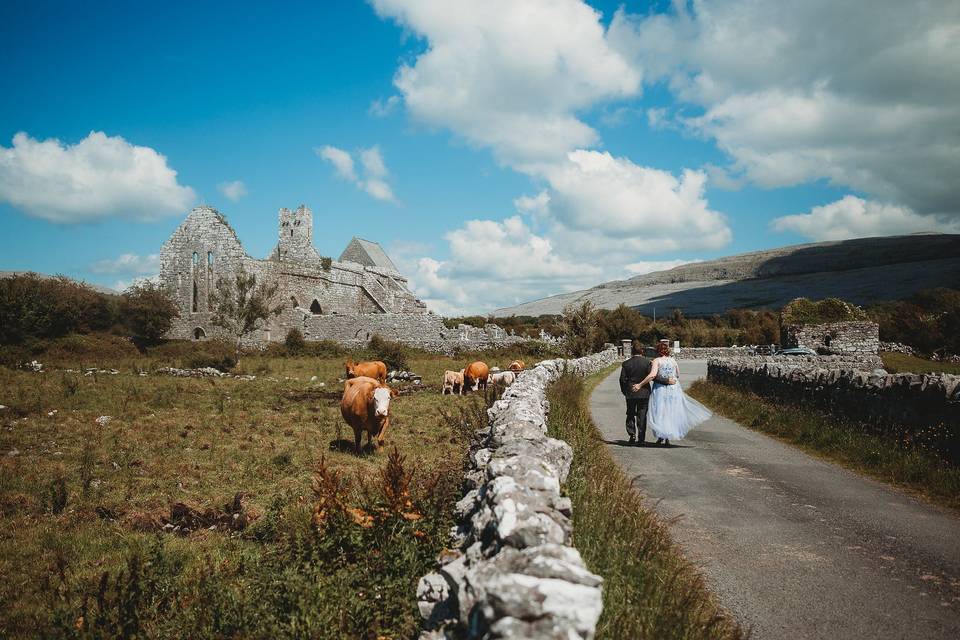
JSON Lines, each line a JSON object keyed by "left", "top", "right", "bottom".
{"left": 621, "top": 339, "right": 632, "bottom": 358}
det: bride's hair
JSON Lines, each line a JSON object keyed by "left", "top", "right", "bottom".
{"left": 656, "top": 342, "right": 670, "bottom": 357}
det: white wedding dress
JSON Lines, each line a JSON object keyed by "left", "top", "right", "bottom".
{"left": 646, "top": 356, "right": 712, "bottom": 440}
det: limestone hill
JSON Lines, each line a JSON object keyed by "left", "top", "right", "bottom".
{"left": 491, "top": 233, "right": 960, "bottom": 317}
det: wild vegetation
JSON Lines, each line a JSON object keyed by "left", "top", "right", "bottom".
{"left": 0, "top": 342, "right": 532, "bottom": 638}
{"left": 547, "top": 372, "right": 743, "bottom": 640}
{"left": 688, "top": 381, "right": 960, "bottom": 510}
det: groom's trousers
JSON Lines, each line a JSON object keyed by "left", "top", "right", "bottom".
{"left": 625, "top": 397, "right": 649, "bottom": 442}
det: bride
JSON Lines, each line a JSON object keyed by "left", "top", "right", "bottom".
{"left": 632, "top": 342, "right": 712, "bottom": 445}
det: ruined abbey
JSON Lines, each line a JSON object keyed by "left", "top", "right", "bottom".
{"left": 160, "top": 205, "right": 522, "bottom": 349}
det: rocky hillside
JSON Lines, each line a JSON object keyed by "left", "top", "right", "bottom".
{"left": 491, "top": 233, "right": 960, "bottom": 317}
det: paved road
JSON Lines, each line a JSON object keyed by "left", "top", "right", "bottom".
{"left": 590, "top": 361, "right": 960, "bottom": 640}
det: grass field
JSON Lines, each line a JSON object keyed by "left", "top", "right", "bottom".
{"left": 547, "top": 370, "right": 743, "bottom": 640}
{"left": 688, "top": 380, "right": 960, "bottom": 511}
{"left": 0, "top": 344, "right": 532, "bottom": 639}
{"left": 880, "top": 351, "right": 960, "bottom": 375}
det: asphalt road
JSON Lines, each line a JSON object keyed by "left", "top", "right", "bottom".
{"left": 590, "top": 361, "right": 960, "bottom": 639}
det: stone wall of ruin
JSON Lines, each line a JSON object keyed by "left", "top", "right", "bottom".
{"left": 783, "top": 320, "right": 879, "bottom": 355}
{"left": 707, "top": 357, "right": 960, "bottom": 464}
{"left": 417, "top": 348, "right": 621, "bottom": 638}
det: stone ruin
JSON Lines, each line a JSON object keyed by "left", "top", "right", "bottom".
{"left": 159, "top": 205, "right": 524, "bottom": 350}
{"left": 782, "top": 320, "right": 879, "bottom": 356}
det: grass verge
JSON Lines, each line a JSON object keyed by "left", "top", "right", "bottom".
{"left": 880, "top": 351, "right": 960, "bottom": 375}
{"left": 688, "top": 380, "right": 960, "bottom": 510}
{"left": 547, "top": 372, "right": 743, "bottom": 640}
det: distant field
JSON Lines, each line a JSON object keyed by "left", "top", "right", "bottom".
{"left": 881, "top": 352, "right": 960, "bottom": 375}
{"left": 0, "top": 348, "right": 522, "bottom": 638}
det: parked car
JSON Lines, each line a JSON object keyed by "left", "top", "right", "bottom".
{"left": 776, "top": 347, "right": 817, "bottom": 356}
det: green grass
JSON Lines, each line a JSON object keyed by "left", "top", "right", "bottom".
{"left": 880, "top": 351, "right": 960, "bottom": 375}
{"left": 0, "top": 348, "right": 512, "bottom": 639}
{"left": 688, "top": 380, "right": 960, "bottom": 510}
{"left": 547, "top": 372, "right": 743, "bottom": 640}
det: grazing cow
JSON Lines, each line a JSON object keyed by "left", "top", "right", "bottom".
{"left": 442, "top": 370, "right": 464, "bottom": 395}
{"left": 509, "top": 360, "right": 525, "bottom": 373}
{"left": 489, "top": 370, "right": 516, "bottom": 387}
{"left": 340, "top": 376, "right": 398, "bottom": 453}
{"left": 344, "top": 358, "right": 387, "bottom": 384}
{"left": 463, "top": 361, "right": 490, "bottom": 392}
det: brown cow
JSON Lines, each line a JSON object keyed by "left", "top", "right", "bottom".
{"left": 442, "top": 370, "right": 464, "bottom": 395}
{"left": 340, "top": 376, "right": 398, "bottom": 453}
{"left": 509, "top": 360, "right": 525, "bottom": 373}
{"left": 344, "top": 358, "right": 387, "bottom": 384}
{"left": 463, "top": 361, "right": 490, "bottom": 392}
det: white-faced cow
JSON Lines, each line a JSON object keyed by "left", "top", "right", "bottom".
{"left": 489, "top": 370, "right": 516, "bottom": 387}
{"left": 340, "top": 376, "right": 398, "bottom": 453}
{"left": 442, "top": 370, "right": 464, "bottom": 395}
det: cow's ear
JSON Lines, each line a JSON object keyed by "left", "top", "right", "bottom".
{"left": 390, "top": 387, "right": 399, "bottom": 397}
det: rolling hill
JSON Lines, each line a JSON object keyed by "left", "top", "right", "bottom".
{"left": 491, "top": 233, "right": 960, "bottom": 317}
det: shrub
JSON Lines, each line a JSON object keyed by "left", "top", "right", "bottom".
{"left": 184, "top": 339, "right": 237, "bottom": 371}
{"left": 561, "top": 301, "right": 604, "bottom": 357}
{"left": 119, "top": 281, "right": 179, "bottom": 343}
{"left": 781, "top": 297, "right": 867, "bottom": 325}
{"left": 0, "top": 273, "right": 115, "bottom": 344}
{"left": 367, "top": 334, "right": 409, "bottom": 371}
{"left": 284, "top": 328, "right": 306, "bottom": 353}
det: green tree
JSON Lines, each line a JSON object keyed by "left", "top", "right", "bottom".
{"left": 561, "top": 300, "right": 603, "bottom": 357}
{"left": 209, "top": 268, "right": 284, "bottom": 359}
{"left": 119, "top": 280, "right": 179, "bottom": 342}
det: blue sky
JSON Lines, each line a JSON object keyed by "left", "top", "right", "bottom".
{"left": 1, "top": 1, "right": 957, "bottom": 314}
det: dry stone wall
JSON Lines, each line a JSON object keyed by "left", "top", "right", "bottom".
{"left": 417, "top": 348, "right": 621, "bottom": 639}
{"left": 783, "top": 320, "right": 879, "bottom": 355}
{"left": 675, "top": 346, "right": 758, "bottom": 360}
{"left": 708, "top": 357, "right": 960, "bottom": 464}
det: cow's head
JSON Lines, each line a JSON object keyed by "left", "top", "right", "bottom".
{"left": 372, "top": 385, "right": 397, "bottom": 418}
{"left": 344, "top": 359, "right": 356, "bottom": 378}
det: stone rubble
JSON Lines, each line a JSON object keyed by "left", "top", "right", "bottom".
{"left": 417, "top": 348, "right": 620, "bottom": 640}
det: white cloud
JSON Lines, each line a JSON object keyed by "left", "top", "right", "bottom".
{"left": 372, "top": 0, "right": 640, "bottom": 165}
{"left": 0, "top": 131, "right": 195, "bottom": 223}
{"left": 545, "top": 150, "right": 731, "bottom": 251}
{"left": 317, "top": 144, "right": 398, "bottom": 203}
{"left": 608, "top": 0, "right": 960, "bottom": 217}
{"left": 770, "top": 196, "right": 960, "bottom": 242}
{"left": 89, "top": 252, "right": 160, "bottom": 275}
{"left": 316, "top": 145, "right": 357, "bottom": 182}
{"left": 217, "top": 180, "right": 247, "bottom": 202}
{"left": 514, "top": 190, "right": 550, "bottom": 218}
{"left": 368, "top": 95, "right": 401, "bottom": 117}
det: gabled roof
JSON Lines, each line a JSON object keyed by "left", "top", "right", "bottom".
{"left": 339, "top": 237, "right": 398, "bottom": 272}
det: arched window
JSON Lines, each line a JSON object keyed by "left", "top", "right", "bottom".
{"left": 290, "top": 296, "right": 299, "bottom": 308}
{"left": 207, "top": 251, "right": 214, "bottom": 266}
{"left": 290, "top": 229, "right": 294, "bottom": 237}
{"left": 824, "top": 335, "right": 832, "bottom": 347}
{"left": 192, "top": 251, "right": 199, "bottom": 266}
{"left": 310, "top": 300, "right": 322, "bottom": 314}
{"left": 193, "top": 327, "right": 206, "bottom": 340}
{"left": 192, "top": 281, "right": 198, "bottom": 312}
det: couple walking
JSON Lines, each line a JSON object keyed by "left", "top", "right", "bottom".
{"left": 619, "top": 340, "right": 711, "bottom": 446}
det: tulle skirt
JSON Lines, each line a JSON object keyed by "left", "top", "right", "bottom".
{"left": 647, "top": 380, "right": 712, "bottom": 440}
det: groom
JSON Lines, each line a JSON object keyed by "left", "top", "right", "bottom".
{"left": 619, "top": 339, "right": 652, "bottom": 446}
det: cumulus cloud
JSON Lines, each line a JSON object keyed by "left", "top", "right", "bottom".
{"left": 371, "top": 0, "right": 640, "bottom": 166}
{"left": 0, "top": 131, "right": 195, "bottom": 223}
{"left": 217, "top": 180, "right": 247, "bottom": 202}
{"left": 111, "top": 274, "right": 161, "bottom": 293}
{"left": 770, "top": 196, "right": 960, "bottom": 242}
{"left": 89, "top": 252, "right": 160, "bottom": 275}
{"left": 316, "top": 144, "right": 398, "bottom": 203}
{"left": 514, "top": 190, "right": 551, "bottom": 218}
{"left": 401, "top": 215, "right": 603, "bottom": 315}
{"left": 545, "top": 151, "right": 730, "bottom": 251}
{"left": 608, "top": 0, "right": 960, "bottom": 217}
{"left": 368, "top": 95, "right": 401, "bottom": 117}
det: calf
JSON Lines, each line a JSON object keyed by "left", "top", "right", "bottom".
{"left": 463, "top": 361, "right": 490, "bottom": 392}
{"left": 442, "top": 370, "right": 464, "bottom": 395}
{"left": 508, "top": 360, "right": 525, "bottom": 373}
{"left": 340, "top": 376, "right": 398, "bottom": 454}
{"left": 489, "top": 370, "right": 516, "bottom": 387}
{"left": 344, "top": 358, "right": 387, "bottom": 384}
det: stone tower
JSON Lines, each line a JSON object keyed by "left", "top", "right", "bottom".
{"left": 277, "top": 204, "right": 320, "bottom": 262}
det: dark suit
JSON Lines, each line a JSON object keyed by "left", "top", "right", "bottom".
{"left": 620, "top": 355, "right": 653, "bottom": 442}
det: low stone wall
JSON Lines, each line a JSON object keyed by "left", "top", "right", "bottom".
{"left": 880, "top": 341, "right": 917, "bottom": 356}
{"left": 417, "top": 348, "right": 621, "bottom": 639}
{"left": 708, "top": 357, "right": 960, "bottom": 464}
{"left": 675, "top": 346, "right": 757, "bottom": 360}
{"left": 741, "top": 353, "right": 885, "bottom": 369}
